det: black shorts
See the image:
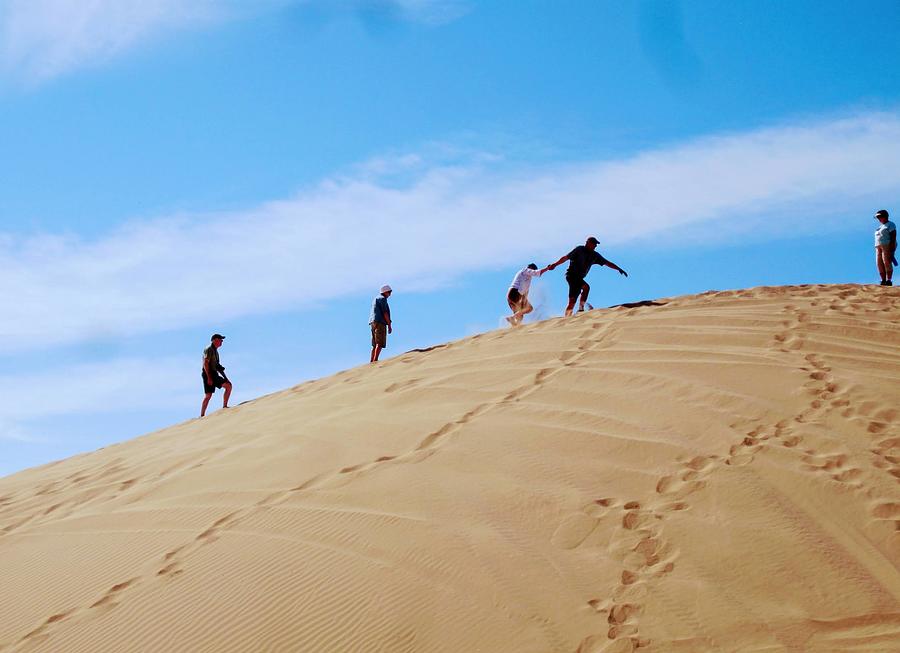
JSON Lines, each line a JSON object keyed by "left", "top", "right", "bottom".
{"left": 507, "top": 287, "right": 522, "bottom": 303}
{"left": 202, "top": 371, "right": 226, "bottom": 394}
{"left": 566, "top": 275, "right": 588, "bottom": 299}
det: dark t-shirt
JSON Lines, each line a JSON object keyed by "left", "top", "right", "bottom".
{"left": 203, "top": 345, "right": 222, "bottom": 375}
{"left": 370, "top": 296, "right": 390, "bottom": 325}
{"left": 566, "top": 245, "right": 608, "bottom": 279}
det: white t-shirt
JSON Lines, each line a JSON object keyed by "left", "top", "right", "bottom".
{"left": 509, "top": 267, "right": 541, "bottom": 294}
{"left": 875, "top": 220, "right": 896, "bottom": 246}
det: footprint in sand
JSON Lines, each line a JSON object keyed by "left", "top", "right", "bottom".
{"left": 867, "top": 421, "right": 889, "bottom": 434}
{"left": 576, "top": 633, "right": 638, "bottom": 653}
{"left": 551, "top": 514, "right": 596, "bottom": 550}
{"left": 726, "top": 437, "right": 762, "bottom": 466}
{"left": 781, "top": 434, "right": 803, "bottom": 448}
{"left": 621, "top": 506, "right": 653, "bottom": 531}
{"left": 801, "top": 450, "right": 866, "bottom": 487}
{"left": 802, "top": 452, "right": 848, "bottom": 471}
{"left": 584, "top": 498, "right": 618, "bottom": 518}
{"left": 871, "top": 502, "right": 900, "bottom": 532}
{"left": 384, "top": 378, "right": 422, "bottom": 393}
{"left": 871, "top": 502, "right": 900, "bottom": 520}
{"left": 157, "top": 561, "right": 184, "bottom": 578}
{"left": 90, "top": 578, "right": 139, "bottom": 609}
{"left": 655, "top": 474, "right": 707, "bottom": 499}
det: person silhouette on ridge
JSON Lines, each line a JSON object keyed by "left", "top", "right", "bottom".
{"left": 874, "top": 209, "right": 897, "bottom": 286}
{"left": 547, "top": 237, "right": 628, "bottom": 316}
{"left": 201, "top": 333, "right": 232, "bottom": 417}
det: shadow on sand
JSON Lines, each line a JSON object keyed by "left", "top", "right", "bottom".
{"left": 610, "top": 300, "right": 667, "bottom": 309}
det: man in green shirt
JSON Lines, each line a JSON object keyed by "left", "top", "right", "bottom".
{"left": 201, "top": 333, "right": 232, "bottom": 417}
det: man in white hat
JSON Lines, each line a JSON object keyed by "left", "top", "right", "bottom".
{"left": 369, "top": 285, "right": 393, "bottom": 363}
{"left": 874, "top": 209, "right": 896, "bottom": 286}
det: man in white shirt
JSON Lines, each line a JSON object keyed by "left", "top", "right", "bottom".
{"left": 874, "top": 209, "right": 897, "bottom": 286}
{"left": 507, "top": 263, "right": 549, "bottom": 326}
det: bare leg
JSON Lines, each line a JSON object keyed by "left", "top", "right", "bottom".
{"left": 201, "top": 393, "right": 212, "bottom": 417}
{"left": 578, "top": 283, "right": 590, "bottom": 311}
{"left": 877, "top": 246, "right": 887, "bottom": 283}
{"left": 507, "top": 298, "right": 519, "bottom": 324}
{"left": 510, "top": 298, "right": 533, "bottom": 325}
{"left": 372, "top": 344, "right": 383, "bottom": 362}
{"left": 565, "top": 297, "right": 577, "bottom": 316}
{"left": 515, "top": 300, "right": 533, "bottom": 324}
{"left": 222, "top": 382, "right": 232, "bottom": 408}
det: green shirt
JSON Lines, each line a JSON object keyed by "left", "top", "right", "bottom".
{"left": 203, "top": 344, "right": 220, "bottom": 373}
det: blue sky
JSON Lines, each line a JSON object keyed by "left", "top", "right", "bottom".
{"left": 1, "top": 0, "right": 899, "bottom": 476}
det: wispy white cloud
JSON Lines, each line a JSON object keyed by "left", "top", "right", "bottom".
{"left": 0, "top": 111, "right": 898, "bottom": 353}
{"left": 0, "top": 0, "right": 226, "bottom": 82}
{"left": 0, "top": 0, "right": 468, "bottom": 83}
{"left": 0, "top": 357, "right": 197, "bottom": 423}
{"left": 361, "top": 0, "right": 469, "bottom": 25}
{"left": 0, "top": 352, "right": 312, "bottom": 449}
{"left": 0, "top": 418, "right": 41, "bottom": 442}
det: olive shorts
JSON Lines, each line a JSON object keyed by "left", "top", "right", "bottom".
{"left": 371, "top": 322, "right": 387, "bottom": 348}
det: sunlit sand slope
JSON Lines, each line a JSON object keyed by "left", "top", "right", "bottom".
{"left": 0, "top": 284, "right": 898, "bottom": 653}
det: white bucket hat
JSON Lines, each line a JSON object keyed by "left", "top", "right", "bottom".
{"left": 380, "top": 284, "right": 392, "bottom": 294}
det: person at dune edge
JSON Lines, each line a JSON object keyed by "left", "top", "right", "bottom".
{"left": 370, "top": 285, "right": 393, "bottom": 363}
{"left": 201, "top": 334, "right": 232, "bottom": 417}
{"left": 874, "top": 209, "right": 897, "bottom": 287}
{"left": 507, "top": 263, "right": 549, "bottom": 326}
{"left": 547, "top": 236, "right": 628, "bottom": 315}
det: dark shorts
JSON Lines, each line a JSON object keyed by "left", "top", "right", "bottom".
{"left": 371, "top": 322, "right": 387, "bottom": 348}
{"left": 202, "top": 371, "right": 226, "bottom": 395}
{"left": 507, "top": 287, "right": 523, "bottom": 306}
{"left": 566, "top": 275, "right": 588, "bottom": 300}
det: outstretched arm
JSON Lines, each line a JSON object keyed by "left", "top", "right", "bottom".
{"left": 604, "top": 260, "right": 628, "bottom": 277}
{"left": 547, "top": 255, "right": 568, "bottom": 271}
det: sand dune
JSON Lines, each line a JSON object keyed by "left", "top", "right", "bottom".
{"left": 1, "top": 284, "right": 898, "bottom": 652}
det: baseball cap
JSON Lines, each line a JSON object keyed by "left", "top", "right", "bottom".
{"left": 211, "top": 333, "right": 225, "bottom": 341}
{"left": 875, "top": 209, "right": 890, "bottom": 219}
{"left": 587, "top": 236, "right": 600, "bottom": 245}
{"left": 380, "top": 285, "right": 392, "bottom": 294}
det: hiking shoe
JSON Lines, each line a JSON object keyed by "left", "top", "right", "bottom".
{"left": 887, "top": 280, "right": 894, "bottom": 286}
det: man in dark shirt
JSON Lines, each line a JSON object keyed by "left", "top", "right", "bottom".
{"left": 547, "top": 236, "right": 627, "bottom": 316}
{"left": 369, "top": 285, "right": 393, "bottom": 363}
{"left": 201, "top": 333, "right": 232, "bottom": 417}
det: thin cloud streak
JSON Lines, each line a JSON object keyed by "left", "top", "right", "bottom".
{"left": 0, "top": 357, "right": 198, "bottom": 422}
{"left": 0, "top": 0, "right": 224, "bottom": 82}
{"left": 0, "top": 112, "right": 898, "bottom": 353}
{"left": 0, "top": 0, "right": 467, "bottom": 83}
